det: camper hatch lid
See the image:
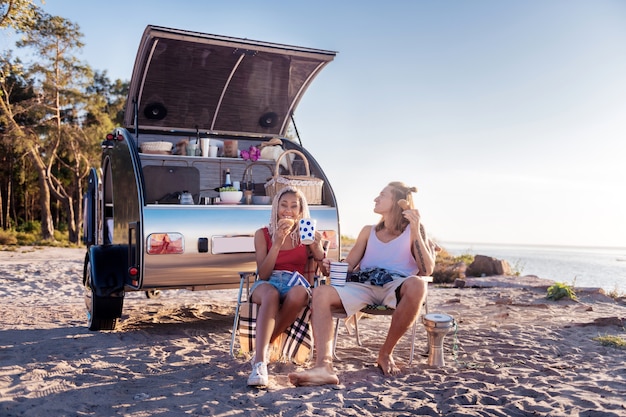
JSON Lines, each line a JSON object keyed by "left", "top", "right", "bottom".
{"left": 124, "top": 25, "right": 336, "bottom": 137}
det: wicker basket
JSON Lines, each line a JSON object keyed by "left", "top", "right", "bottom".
{"left": 140, "top": 141, "right": 172, "bottom": 154}
{"left": 264, "top": 150, "right": 323, "bottom": 205}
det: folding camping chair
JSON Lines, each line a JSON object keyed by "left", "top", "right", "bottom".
{"left": 331, "top": 275, "right": 433, "bottom": 366}
{"left": 229, "top": 241, "right": 328, "bottom": 362}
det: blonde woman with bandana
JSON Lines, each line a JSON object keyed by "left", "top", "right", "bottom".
{"left": 247, "top": 186, "right": 326, "bottom": 387}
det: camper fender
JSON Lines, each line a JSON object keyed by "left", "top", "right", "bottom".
{"left": 85, "top": 245, "right": 128, "bottom": 297}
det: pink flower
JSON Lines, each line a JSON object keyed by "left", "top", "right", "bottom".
{"left": 249, "top": 146, "right": 260, "bottom": 161}
{"left": 242, "top": 146, "right": 260, "bottom": 161}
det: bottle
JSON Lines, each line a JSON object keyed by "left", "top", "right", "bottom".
{"left": 224, "top": 169, "right": 232, "bottom": 188}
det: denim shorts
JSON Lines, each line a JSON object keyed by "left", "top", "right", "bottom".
{"left": 250, "top": 270, "right": 297, "bottom": 299}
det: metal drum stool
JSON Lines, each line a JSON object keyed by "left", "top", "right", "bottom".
{"left": 423, "top": 313, "right": 456, "bottom": 367}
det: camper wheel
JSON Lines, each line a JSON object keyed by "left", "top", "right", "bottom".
{"left": 84, "top": 256, "right": 123, "bottom": 331}
{"left": 145, "top": 290, "right": 161, "bottom": 299}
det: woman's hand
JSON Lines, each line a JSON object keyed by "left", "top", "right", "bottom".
{"left": 310, "top": 231, "right": 325, "bottom": 252}
{"left": 322, "top": 257, "right": 336, "bottom": 272}
{"left": 312, "top": 230, "right": 323, "bottom": 245}
{"left": 274, "top": 218, "right": 295, "bottom": 245}
{"left": 402, "top": 207, "right": 428, "bottom": 244}
{"left": 402, "top": 207, "right": 421, "bottom": 227}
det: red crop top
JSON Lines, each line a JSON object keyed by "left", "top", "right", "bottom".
{"left": 263, "top": 227, "right": 308, "bottom": 274}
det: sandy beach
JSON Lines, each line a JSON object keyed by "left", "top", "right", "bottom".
{"left": 1, "top": 246, "right": 625, "bottom": 416}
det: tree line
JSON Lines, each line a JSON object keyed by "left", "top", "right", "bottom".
{"left": 1, "top": 1, "right": 128, "bottom": 244}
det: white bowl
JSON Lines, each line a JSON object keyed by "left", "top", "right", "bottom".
{"left": 219, "top": 191, "right": 243, "bottom": 204}
{"left": 252, "top": 195, "right": 272, "bottom": 205}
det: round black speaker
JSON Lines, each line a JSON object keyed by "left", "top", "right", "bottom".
{"left": 144, "top": 103, "right": 167, "bottom": 120}
{"left": 259, "top": 112, "right": 278, "bottom": 128}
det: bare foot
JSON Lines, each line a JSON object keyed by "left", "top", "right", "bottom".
{"left": 377, "top": 354, "right": 401, "bottom": 376}
{"left": 288, "top": 366, "right": 339, "bottom": 386}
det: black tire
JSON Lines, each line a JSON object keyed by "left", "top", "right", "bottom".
{"left": 145, "top": 290, "right": 161, "bottom": 299}
{"left": 84, "top": 257, "right": 123, "bottom": 331}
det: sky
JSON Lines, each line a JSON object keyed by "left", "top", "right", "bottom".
{"left": 4, "top": 0, "right": 626, "bottom": 248}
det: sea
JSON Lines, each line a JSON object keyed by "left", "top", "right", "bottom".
{"left": 440, "top": 242, "right": 626, "bottom": 294}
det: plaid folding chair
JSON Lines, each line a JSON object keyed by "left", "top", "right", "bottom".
{"left": 229, "top": 242, "right": 326, "bottom": 364}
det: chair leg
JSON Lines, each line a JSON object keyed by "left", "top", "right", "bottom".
{"left": 408, "top": 320, "right": 417, "bottom": 366}
{"left": 333, "top": 295, "right": 429, "bottom": 365}
{"left": 332, "top": 317, "right": 341, "bottom": 360}
{"left": 230, "top": 272, "right": 254, "bottom": 358}
{"left": 354, "top": 315, "right": 362, "bottom": 346}
{"left": 332, "top": 313, "right": 362, "bottom": 361}
{"left": 423, "top": 299, "right": 430, "bottom": 355}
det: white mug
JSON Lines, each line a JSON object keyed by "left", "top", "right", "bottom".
{"left": 329, "top": 262, "right": 349, "bottom": 286}
{"left": 298, "top": 218, "right": 316, "bottom": 245}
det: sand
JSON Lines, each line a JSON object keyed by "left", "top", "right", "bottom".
{"left": 1, "top": 246, "right": 625, "bottom": 416}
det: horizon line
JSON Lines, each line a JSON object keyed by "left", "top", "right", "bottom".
{"left": 439, "top": 241, "right": 626, "bottom": 251}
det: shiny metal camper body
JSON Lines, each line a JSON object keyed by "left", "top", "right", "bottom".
{"left": 81, "top": 26, "right": 339, "bottom": 330}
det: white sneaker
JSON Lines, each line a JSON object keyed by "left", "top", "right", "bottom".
{"left": 247, "top": 362, "right": 268, "bottom": 387}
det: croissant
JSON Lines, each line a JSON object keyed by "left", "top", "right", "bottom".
{"left": 397, "top": 199, "right": 410, "bottom": 210}
{"left": 279, "top": 218, "right": 295, "bottom": 229}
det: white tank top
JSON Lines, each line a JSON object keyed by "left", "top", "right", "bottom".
{"left": 359, "top": 225, "right": 419, "bottom": 276}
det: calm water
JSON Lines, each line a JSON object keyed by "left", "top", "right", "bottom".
{"left": 441, "top": 242, "right": 626, "bottom": 294}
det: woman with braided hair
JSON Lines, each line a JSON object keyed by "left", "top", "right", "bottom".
{"left": 247, "top": 186, "right": 326, "bottom": 387}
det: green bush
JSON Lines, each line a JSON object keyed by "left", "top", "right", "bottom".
{"left": 0, "top": 223, "right": 76, "bottom": 247}
{"left": 0, "top": 230, "right": 18, "bottom": 245}
{"left": 546, "top": 282, "right": 577, "bottom": 301}
{"left": 16, "top": 220, "right": 41, "bottom": 234}
{"left": 433, "top": 247, "right": 474, "bottom": 284}
{"left": 16, "top": 231, "right": 38, "bottom": 245}
{"left": 593, "top": 334, "right": 626, "bottom": 350}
